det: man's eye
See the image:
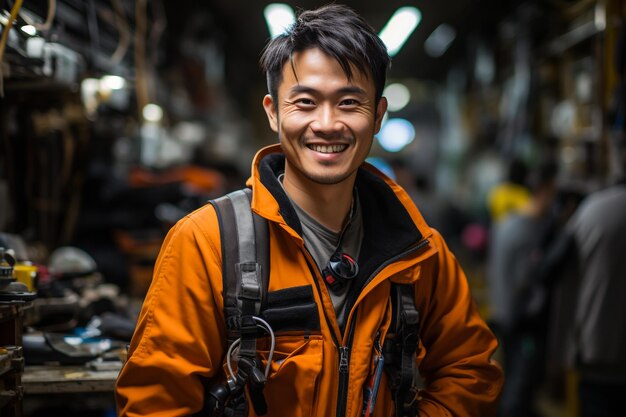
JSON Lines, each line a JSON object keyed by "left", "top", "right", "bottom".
{"left": 295, "top": 98, "right": 315, "bottom": 106}
{"left": 341, "top": 99, "right": 359, "bottom": 106}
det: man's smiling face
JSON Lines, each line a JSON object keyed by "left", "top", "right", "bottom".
{"left": 263, "top": 47, "right": 387, "bottom": 187}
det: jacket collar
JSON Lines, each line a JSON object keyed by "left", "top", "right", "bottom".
{"left": 247, "top": 144, "right": 433, "bottom": 274}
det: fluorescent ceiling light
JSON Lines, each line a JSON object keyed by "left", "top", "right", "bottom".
{"left": 379, "top": 7, "right": 422, "bottom": 57}
{"left": 424, "top": 24, "right": 456, "bottom": 58}
{"left": 21, "top": 25, "right": 37, "bottom": 36}
{"left": 383, "top": 83, "right": 411, "bottom": 112}
{"left": 264, "top": 3, "right": 296, "bottom": 38}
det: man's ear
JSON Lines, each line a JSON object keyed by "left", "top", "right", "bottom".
{"left": 374, "top": 97, "right": 388, "bottom": 134}
{"left": 263, "top": 94, "right": 278, "bottom": 133}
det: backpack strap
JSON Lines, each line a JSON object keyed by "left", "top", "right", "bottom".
{"left": 211, "top": 188, "right": 270, "bottom": 340}
{"left": 384, "top": 283, "right": 420, "bottom": 417}
{"left": 210, "top": 187, "right": 270, "bottom": 416}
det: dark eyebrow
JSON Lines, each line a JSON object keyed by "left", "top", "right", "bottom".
{"left": 337, "top": 86, "right": 368, "bottom": 96}
{"left": 288, "top": 85, "right": 368, "bottom": 96}
{"left": 288, "top": 85, "right": 317, "bottom": 95}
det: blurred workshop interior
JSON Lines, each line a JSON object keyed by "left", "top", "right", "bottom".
{"left": 1, "top": 0, "right": 626, "bottom": 416}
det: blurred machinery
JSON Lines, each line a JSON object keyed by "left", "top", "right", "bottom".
{"left": 0, "top": 248, "right": 36, "bottom": 417}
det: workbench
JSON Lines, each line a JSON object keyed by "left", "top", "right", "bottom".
{"left": 22, "top": 364, "right": 120, "bottom": 394}
{"left": 21, "top": 363, "right": 121, "bottom": 416}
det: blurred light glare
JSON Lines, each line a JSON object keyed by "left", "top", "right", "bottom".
{"left": 424, "top": 24, "right": 456, "bottom": 58}
{"left": 20, "top": 25, "right": 37, "bottom": 36}
{"left": 101, "top": 75, "right": 126, "bottom": 90}
{"left": 379, "top": 7, "right": 422, "bottom": 57}
{"left": 264, "top": 4, "right": 296, "bottom": 38}
{"left": 377, "top": 118, "right": 415, "bottom": 152}
{"left": 81, "top": 78, "right": 100, "bottom": 94}
{"left": 143, "top": 104, "right": 164, "bottom": 123}
{"left": 81, "top": 78, "right": 100, "bottom": 115}
{"left": 383, "top": 83, "right": 411, "bottom": 112}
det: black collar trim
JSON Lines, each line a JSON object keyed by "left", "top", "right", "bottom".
{"left": 257, "top": 153, "right": 423, "bottom": 270}
{"left": 259, "top": 154, "right": 303, "bottom": 236}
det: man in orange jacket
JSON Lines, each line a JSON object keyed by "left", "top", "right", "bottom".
{"left": 115, "top": 4, "right": 503, "bottom": 416}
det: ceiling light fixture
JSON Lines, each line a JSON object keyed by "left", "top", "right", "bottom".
{"left": 264, "top": 3, "right": 296, "bottom": 39}
{"left": 20, "top": 24, "right": 37, "bottom": 36}
{"left": 379, "top": 7, "right": 422, "bottom": 57}
{"left": 424, "top": 24, "right": 456, "bottom": 58}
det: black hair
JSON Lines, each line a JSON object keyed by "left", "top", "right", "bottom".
{"left": 259, "top": 4, "right": 390, "bottom": 105}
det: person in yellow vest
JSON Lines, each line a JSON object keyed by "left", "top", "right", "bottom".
{"left": 487, "top": 157, "right": 531, "bottom": 223}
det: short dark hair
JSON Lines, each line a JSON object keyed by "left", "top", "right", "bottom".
{"left": 259, "top": 4, "right": 390, "bottom": 104}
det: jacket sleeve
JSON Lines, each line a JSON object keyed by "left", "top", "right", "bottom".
{"left": 115, "top": 207, "right": 226, "bottom": 417}
{"left": 416, "top": 229, "right": 503, "bottom": 417}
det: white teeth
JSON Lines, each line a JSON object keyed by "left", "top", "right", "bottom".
{"left": 309, "top": 144, "right": 347, "bottom": 153}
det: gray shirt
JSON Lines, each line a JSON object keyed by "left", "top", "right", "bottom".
{"left": 566, "top": 185, "right": 626, "bottom": 380}
{"left": 279, "top": 177, "right": 363, "bottom": 328}
{"left": 488, "top": 212, "right": 546, "bottom": 329}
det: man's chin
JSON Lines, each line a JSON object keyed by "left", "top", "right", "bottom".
{"left": 304, "top": 170, "right": 355, "bottom": 186}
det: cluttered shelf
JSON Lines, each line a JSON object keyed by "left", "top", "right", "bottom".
{"left": 0, "top": 240, "right": 138, "bottom": 416}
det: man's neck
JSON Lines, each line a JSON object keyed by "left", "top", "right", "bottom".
{"left": 282, "top": 169, "right": 355, "bottom": 233}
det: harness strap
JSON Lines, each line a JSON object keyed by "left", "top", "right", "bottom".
{"left": 384, "top": 283, "right": 420, "bottom": 417}
{"left": 228, "top": 189, "right": 262, "bottom": 357}
{"left": 210, "top": 188, "right": 270, "bottom": 416}
{"left": 213, "top": 189, "right": 421, "bottom": 416}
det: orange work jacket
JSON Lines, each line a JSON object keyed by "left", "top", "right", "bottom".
{"left": 115, "top": 145, "right": 503, "bottom": 417}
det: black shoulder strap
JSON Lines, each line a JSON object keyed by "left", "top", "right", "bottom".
{"left": 210, "top": 188, "right": 270, "bottom": 416}
{"left": 210, "top": 188, "right": 270, "bottom": 341}
{"left": 384, "top": 283, "right": 420, "bottom": 417}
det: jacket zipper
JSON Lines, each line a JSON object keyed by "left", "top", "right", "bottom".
{"left": 336, "top": 317, "right": 357, "bottom": 417}
{"left": 336, "top": 239, "right": 431, "bottom": 417}
{"left": 304, "top": 239, "right": 430, "bottom": 417}
{"left": 302, "top": 247, "right": 356, "bottom": 417}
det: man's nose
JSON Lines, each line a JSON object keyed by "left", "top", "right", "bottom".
{"left": 310, "top": 104, "right": 342, "bottom": 136}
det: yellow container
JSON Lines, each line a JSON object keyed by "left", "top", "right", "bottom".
{"left": 14, "top": 263, "right": 37, "bottom": 291}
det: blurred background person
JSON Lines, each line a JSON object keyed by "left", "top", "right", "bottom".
{"left": 487, "top": 159, "right": 559, "bottom": 417}
{"left": 558, "top": 138, "right": 626, "bottom": 417}
{"left": 487, "top": 157, "right": 531, "bottom": 224}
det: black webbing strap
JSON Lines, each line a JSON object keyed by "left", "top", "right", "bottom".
{"left": 211, "top": 193, "right": 239, "bottom": 343}
{"left": 210, "top": 189, "right": 270, "bottom": 339}
{"left": 227, "top": 189, "right": 262, "bottom": 351}
{"left": 210, "top": 188, "right": 270, "bottom": 416}
{"left": 384, "top": 283, "right": 420, "bottom": 417}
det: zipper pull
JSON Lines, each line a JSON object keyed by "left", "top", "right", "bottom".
{"left": 339, "top": 346, "right": 350, "bottom": 373}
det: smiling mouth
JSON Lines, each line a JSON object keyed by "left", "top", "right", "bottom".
{"left": 307, "top": 144, "right": 348, "bottom": 154}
